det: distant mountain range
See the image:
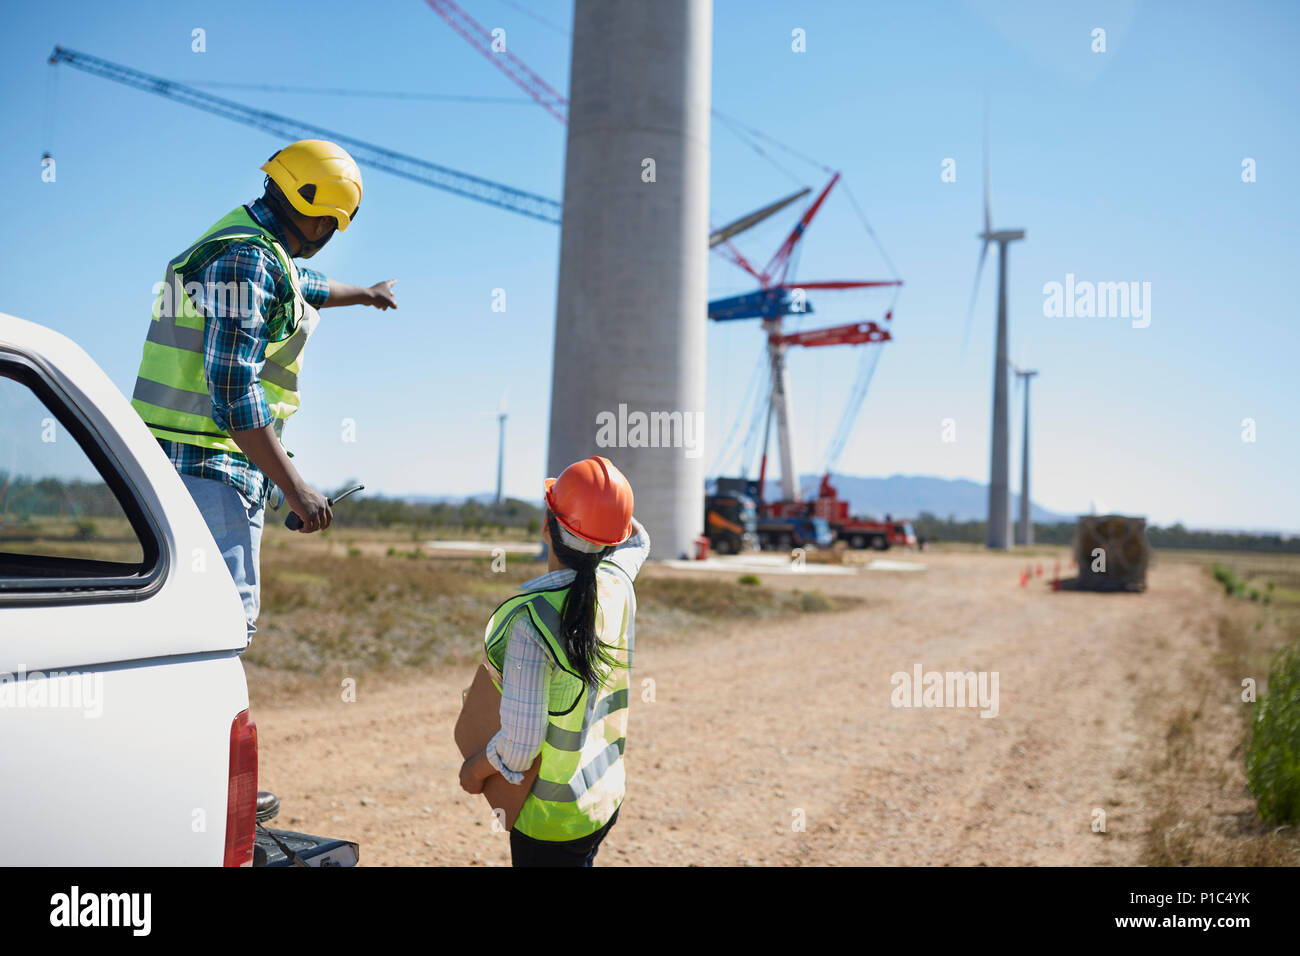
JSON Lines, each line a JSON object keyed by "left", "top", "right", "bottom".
{"left": 388, "top": 478, "right": 1300, "bottom": 536}
{"left": 760, "top": 473, "right": 1075, "bottom": 523}
{"left": 397, "top": 473, "right": 1074, "bottom": 523}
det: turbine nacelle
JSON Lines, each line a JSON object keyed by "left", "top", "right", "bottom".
{"left": 979, "top": 228, "right": 1026, "bottom": 243}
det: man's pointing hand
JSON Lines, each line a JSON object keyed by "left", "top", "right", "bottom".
{"left": 368, "top": 279, "right": 397, "bottom": 310}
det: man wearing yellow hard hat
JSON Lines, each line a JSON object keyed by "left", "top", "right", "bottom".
{"left": 131, "top": 139, "right": 396, "bottom": 640}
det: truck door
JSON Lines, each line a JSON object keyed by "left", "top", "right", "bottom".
{"left": 0, "top": 329, "right": 249, "bottom": 865}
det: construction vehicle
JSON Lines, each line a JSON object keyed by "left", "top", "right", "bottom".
{"left": 757, "top": 507, "right": 834, "bottom": 552}
{"left": 711, "top": 478, "right": 832, "bottom": 552}
{"left": 809, "top": 474, "right": 918, "bottom": 550}
{"left": 706, "top": 173, "right": 905, "bottom": 554}
{"left": 704, "top": 491, "right": 758, "bottom": 554}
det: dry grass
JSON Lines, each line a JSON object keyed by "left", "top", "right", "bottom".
{"left": 1137, "top": 551, "right": 1300, "bottom": 866}
{"left": 0, "top": 515, "right": 143, "bottom": 563}
{"left": 245, "top": 536, "right": 859, "bottom": 681}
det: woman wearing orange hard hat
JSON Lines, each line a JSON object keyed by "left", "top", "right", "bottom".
{"left": 457, "top": 456, "right": 649, "bottom": 866}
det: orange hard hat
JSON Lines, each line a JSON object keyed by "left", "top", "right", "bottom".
{"left": 544, "top": 456, "right": 635, "bottom": 547}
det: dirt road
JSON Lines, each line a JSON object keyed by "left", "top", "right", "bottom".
{"left": 253, "top": 550, "right": 1225, "bottom": 865}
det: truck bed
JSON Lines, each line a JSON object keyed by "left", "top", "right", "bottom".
{"left": 253, "top": 828, "right": 360, "bottom": 867}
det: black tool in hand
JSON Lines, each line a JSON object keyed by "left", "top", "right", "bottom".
{"left": 285, "top": 483, "right": 365, "bottom": 530}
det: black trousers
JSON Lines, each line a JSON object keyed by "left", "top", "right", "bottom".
{"left": 509, "top": 808, "right": 620, "bottom": 867}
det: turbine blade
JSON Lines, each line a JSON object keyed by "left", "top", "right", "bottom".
{"left": 961, "top": 239, "right": 990, "bottom": 356}
{"left": 982, "top": 97, "right": 992, "bottom": 236}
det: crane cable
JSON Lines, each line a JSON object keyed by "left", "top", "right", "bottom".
{"left": 174, "top": 80, "right": 535, "bottom": 105}
{"left": 737, "top": 357, "right": 772, "bottom": 478}
{"left": 42, "top": 57, "right": 58, "bottom": 160}
{"left": 709, "top": 347, "right": 768, "bottom": 478}
{"left": 821, "top": 345, "right": 884, "bottom": 477}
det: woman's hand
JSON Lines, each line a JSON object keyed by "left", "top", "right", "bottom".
{"left": 459, "top": 751, "right": 492, "bottom": 794}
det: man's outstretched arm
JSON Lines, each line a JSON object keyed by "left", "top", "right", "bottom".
{"left": 321, "top": 278, "right": 398, "bottom": 309}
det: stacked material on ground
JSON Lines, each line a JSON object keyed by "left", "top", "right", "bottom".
{"left": 1074, "top": 515, "right": 1149, "bottom": 592}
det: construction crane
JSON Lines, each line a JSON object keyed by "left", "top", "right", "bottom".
{"left": 47, "top": 45, "right": 800, "bottom": 246}
{"left": 419, "top": 5, "right": 907, "bottom": 529}
{"left": 47, "top": 45, "right": 562, "bottom": 224}
{"left": 708, "top": 172, "right": 901, "bottom": 506}
{"left": 418, "top": 2, "right": 812, "bottom": 267}
{"left": 423, "top": 0, "right": 568, "bottom": 123}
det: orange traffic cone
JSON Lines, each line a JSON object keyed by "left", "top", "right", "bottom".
{"left": 1019, "top": 569, "right": 1029, "bottom": 587}
{"left": 1036, "top": 563, "right": 1043, "bottom": 577}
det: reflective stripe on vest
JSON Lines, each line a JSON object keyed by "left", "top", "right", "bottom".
{"left": 483, "top": 563, "right": 635, "bottom": 841}
{"left": 130, "top": 206, "right": 313, "bottom": 454}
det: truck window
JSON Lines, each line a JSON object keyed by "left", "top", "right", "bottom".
{"left": 0, "top": 357, "right": 160, "bottom": 597}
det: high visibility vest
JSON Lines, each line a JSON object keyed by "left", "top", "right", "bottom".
{"left": 484, "top": 563, "right": 635, "bottom": 841}
{"left": 131, "top": 205, "right": 317, "bottom": 454}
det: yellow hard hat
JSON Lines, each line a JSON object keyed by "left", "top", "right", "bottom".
{"left": 260, "top": 140, "right": 363, "bottom": 232}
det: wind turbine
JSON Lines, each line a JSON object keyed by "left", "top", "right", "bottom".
{"left": 1013, "top": 365, "right": 1039, "bottom": 546}
{"left": 488, "top": 390, "right": 508, "bottom": 506}
{"left": 963, "top": 105, "right": 1025, "bottom": 550}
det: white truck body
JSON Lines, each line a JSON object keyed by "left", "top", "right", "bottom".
{"left": 0, "top": 312, "right": 250, "bottom": 865}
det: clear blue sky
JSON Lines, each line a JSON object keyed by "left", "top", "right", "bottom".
{"left": 2, "top": 0, "right": 1296, "bottom": 530}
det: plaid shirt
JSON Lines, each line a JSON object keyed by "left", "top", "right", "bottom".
{"left": 158, "top": 197, "right": 330, "bottom": 506}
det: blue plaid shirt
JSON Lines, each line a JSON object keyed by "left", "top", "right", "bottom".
{"left": 158, "top": 197, "right": 330, "bottom": 507}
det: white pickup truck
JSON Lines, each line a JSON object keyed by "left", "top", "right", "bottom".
{"left": 0, "top": 313, "right": 354, "bottom": 866}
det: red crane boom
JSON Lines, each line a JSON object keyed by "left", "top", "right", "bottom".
{"left": 423, "top": 0, "right": 569, "bottom": 124}
{"left": 772, "top": 320, "right": 892, "bottom": 349}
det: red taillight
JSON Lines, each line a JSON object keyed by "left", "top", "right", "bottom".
{"left": 223, "top": 709, "right": 258, "bottom": 867}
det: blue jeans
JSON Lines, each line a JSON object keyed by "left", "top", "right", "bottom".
{"left": 180, "top": 473, "right": 265, "bottom": 641}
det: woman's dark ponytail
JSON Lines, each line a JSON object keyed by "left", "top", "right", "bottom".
{"left": 547, "top": 510, "right": 618, "bottom": 689}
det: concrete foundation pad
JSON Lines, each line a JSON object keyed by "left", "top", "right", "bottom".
{"left": 425, "top": 540, "right": 541, "bottom": 555}
{"left": 659, "top": 555, "right": 859, "bottom": 576}
{"left": 865, "top": 559, "right": 928, "bottom": 572}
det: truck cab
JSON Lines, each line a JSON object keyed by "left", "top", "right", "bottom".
{"left": 803, "top": 516, "right": 834, "bottom": 550}
{"left": 756, "top": 512, "right": 834, "bottom": 551}
{"left": 704, "top": 492, "right": 758, "bottom": 554}
{"left": 891, "top": 521, "right": 918, "bottom": 548}
{"left": 0, "top": 313, "right": 349, "bottom": 865}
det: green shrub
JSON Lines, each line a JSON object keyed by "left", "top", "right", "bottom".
{"left": 347, "top": 547, "right": 362, "bottom": 558}
{"left": 797, "top": 590, "right": 832, "bottom": 612}
{"left": 1246, "top": 642, "right": 1300, "bottom": 823}
{"left": 737, "top": 574, "right": 760, "bottom": 586}
{"left": 1211, "top": 563, "right": 1248, "bottom": 598}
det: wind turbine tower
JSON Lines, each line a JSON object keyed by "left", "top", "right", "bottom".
{"left": 964, "top": 111, "right": 1026, "bottom": 550}
{"left": 547, "top": 0, "right": 711, "bottom": 559}
{"left": 494, "top": 390, "right": 508, "bottom": 507}
{"left": 1014, "top": 367, "right": 1038, "bottom": 546}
